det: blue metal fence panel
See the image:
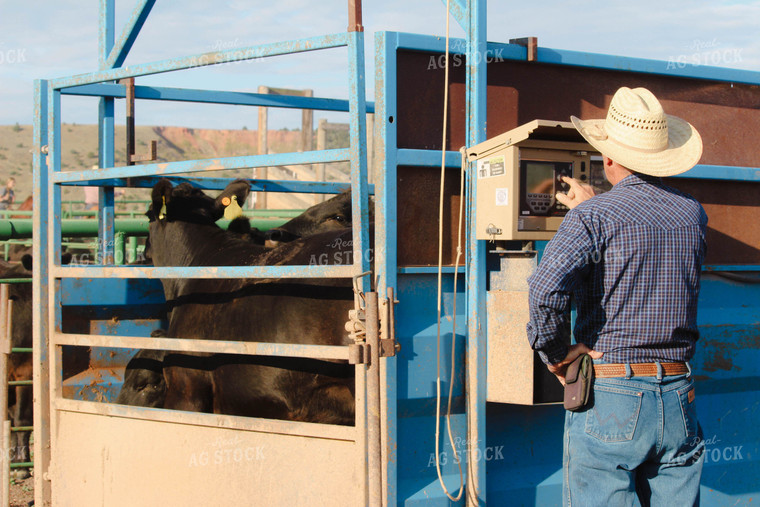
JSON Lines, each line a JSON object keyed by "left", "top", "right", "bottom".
{"left": 32, "top": 78, "right": 53, "bottom": 503}
{"left": 53, "top": 149, "right": 352, "bottom": 184}
{"left": 464, "top": 1, "right": 489, "bottom": 502}
{"left": 379, "top": 29, "right": 760, "bottom": 507}
{"left": 391, "top": 32, "right": 760, "bottom": 87}
{"left": 374, "top": 29, "right": 400, "bottom": 506}
{"left": 103, "top": 0, "right": 156, "bottom": 69}
{"left": 394, "top": 274, "right": 467, "bottom": 506}
{"left": 50, "top": 32, "right": 351, "bottom": 89}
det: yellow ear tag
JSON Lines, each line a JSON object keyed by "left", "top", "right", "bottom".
{"left": 159, "top": 196, "right": 167, "bottom": 220}
{"left": 223, "top": 195, "right": 243, "bottom": 220}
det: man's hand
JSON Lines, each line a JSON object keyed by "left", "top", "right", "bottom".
{"left": 548, "top": 343, "right": 604, "bottom": 386}
{"left": 555, "top": 177, "right": 597, "bottom": 209}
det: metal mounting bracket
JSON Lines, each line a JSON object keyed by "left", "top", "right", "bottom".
{"left": 121, "top": 77, "right": 157, "bottom": 165}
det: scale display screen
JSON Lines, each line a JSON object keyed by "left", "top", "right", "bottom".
{"left": 520, "top": 160, "right": 573, "bottom": 217}
{"left": 524, "top": 162, "right": 556, "bottom": 196}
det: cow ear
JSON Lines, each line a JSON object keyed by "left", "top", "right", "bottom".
{"left": 151, "top": 179, "right": 173, "bottom": 221}
{"left": 21, "top": 254, "right": 33, "bottom": 271}
{"left": 215, "top": 179, "right": 250, "bottom": 220}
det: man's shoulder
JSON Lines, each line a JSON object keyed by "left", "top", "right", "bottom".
{"left": 571, "top": 179, "right": 706, "bottom": 228}
{"left": 569, "top": 190, "right": 618, "bottom": 220}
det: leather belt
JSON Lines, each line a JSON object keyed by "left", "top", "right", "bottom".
{"left": 593, "top": 362, "right": 688, "bottom": 378}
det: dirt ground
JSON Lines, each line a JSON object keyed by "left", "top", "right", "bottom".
{"left": 10, "top": 473, "right": 34, "bottom": 507}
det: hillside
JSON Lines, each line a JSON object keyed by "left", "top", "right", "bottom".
{"left": 0, "top": 123, "right": 351, "bottom": 209}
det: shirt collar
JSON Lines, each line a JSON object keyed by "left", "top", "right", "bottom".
{"left": 614, "top": 173, "right": 663, "bottom": 188}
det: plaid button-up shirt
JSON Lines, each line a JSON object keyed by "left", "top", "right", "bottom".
{"left": 527, "top": 173, "right": 707, "bottom": 365}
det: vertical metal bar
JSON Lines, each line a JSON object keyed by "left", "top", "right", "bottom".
{"left": 366, "top": 292, "right": 381, "bottom": 507}
{"left": 115, "top": 232, "right": 125, "bottom": 265}
{"left": 32, "top": 78, "right": 52, "bottom": 506}
{"left": 127, "top": 235, "right": 138, "bottom": 264}
{"left": 0, "top": 285, "right": 9, "bottom": 507}
{"left": 1, "top": 420, "right": 9, "bottom": 507}
{"left": 125, "top": 78, "right": 135, "bottom": 166}
{"left": 46, "top": 84, "right": 63, "bottom": 502}
{"left": 464, "top": 0, "right": 488, "bottom": 504}
{"left": 256, "top": 85, "right": 269, "bottom": 210}
{"left": 366, "top": 113, "right": 374, "bottom": 185}
{"left": 98, "top": 0, "right": 116, "bottom": 265}
{"left": 374, "top": 30, "right": 399, "bottom": 507}
{"left": 354, "top": 362, "right": 368, "bottom": 507}
{"left": 50, "top": 277, "right": 63, "bottom": 426}
{"left": 348, "top": 0, "right": 363, "bottom": 32}
{"left": 104, "top": 0, "right": 156, "bottom": 69}
{"left": 347, "top": 24, "right": 372, "bottom": 506}
{"left": 347, "top": 32, "right": 370, "bottom": 282}
{"left": 300, "top": 89, "right": 314, "bottom": 153}
{"left": 98, "top": 0, "right": 114, "bottom": 69}
{"left": 316, "top": 119, "right": 327, "bottom": 203}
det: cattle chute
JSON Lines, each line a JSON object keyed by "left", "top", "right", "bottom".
{"left": 32, "top": 1, "right": 760, "bottom": 506}
{"left": 33, "top": 1, "right": 381, "bottom": 505}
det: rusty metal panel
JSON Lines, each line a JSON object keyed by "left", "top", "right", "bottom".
{"left": 395, "top": 50, "right": 760, "bottom": 267}
{"left": 396, "top": 51, "right": 760, "bottom": 168}
{"left": 53, "top": 410, "right": 359, "bottom": 506}
{"left": 397, "top": 165, "right": 464, "bottom": 266}
{"left": 665, "top": 179, "right": 760, "bottom": 264}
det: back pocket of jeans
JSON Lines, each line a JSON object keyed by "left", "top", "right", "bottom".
{"left": 677, "top": 382, "right": 698, "bottom": 438}
{"left": 585, "top": 385, "right": 643, "bottom": 442}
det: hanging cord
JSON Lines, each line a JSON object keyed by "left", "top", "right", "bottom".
{"left": 434, "top": 0, "right": 464, "bottom": 501}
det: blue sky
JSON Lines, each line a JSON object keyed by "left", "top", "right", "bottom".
{"left": 0, "top": 0, "right": 758, "bottom": 130}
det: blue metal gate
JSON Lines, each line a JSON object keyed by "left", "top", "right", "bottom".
{"left": 33, "top": 2, "right": 378, "bottom": 505}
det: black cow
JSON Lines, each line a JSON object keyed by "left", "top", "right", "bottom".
{"left": 115, "top": 330, "right": 167, "bottom": 408}
{"left": 265, "top": 190, "right": 371, "bottom": 246}
{"left": 0, "top": 260, "right": 33, "bottom": 478}
{"left": 119, "top": 180, "right": 366, "bottom": 425}
{"left": 150, "top": 179, "right": 357, "bottom": 423}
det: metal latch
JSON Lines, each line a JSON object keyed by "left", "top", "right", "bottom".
{"left": 379, "top": 286, "right": 400, "bottom": 358}
{"left": 346, "top": 282, "right": 400, "bottom": 365}
{"left": 347, "top": 307, "right": 368, "bottom": 365}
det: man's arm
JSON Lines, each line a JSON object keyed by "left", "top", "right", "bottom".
{"left": 526, "top": 210, "right": 602, "bottom": 381}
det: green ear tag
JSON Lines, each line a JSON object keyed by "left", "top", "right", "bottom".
{"left": 223, "top": 195, "right": 243, "bottom": 220}
{"left": 159, "top": 196, "right": 167, "bottom": 220}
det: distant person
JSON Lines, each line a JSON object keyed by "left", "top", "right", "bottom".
{"left": 0, "top": 177, "right": 16, "bottom": 210}
{"left": 84, "top": 186, "right": 99, "bottom": 210}
{"left": 84, "top": 185, "right": 125, "bottom": 211}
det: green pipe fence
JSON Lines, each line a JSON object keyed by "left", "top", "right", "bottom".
{"left": 1, "top": 278, "right": 33, "bottom": 473}
{"left": 0, "top": 217, "right": 290, "bottom": 241}
{"left": 1, "top": 206, "right": 304, "bottom": 220}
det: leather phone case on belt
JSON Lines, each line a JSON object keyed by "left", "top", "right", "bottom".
{"left": 564, "top": 353, "right": 593, "bottom": 411}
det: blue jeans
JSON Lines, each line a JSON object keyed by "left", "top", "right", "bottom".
{"left": 563, "top": 367, "right": 704, "bottom": 506}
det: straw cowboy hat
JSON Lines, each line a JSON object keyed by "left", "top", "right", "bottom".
{"left": 571, "top": 87, "right": 703, "bottom": 177}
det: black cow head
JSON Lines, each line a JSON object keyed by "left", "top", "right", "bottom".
{"left": 266, "top": 191, "right": 370, "bottom": 246}
{"left": 145, "top": 179, "right": 254, "bottom": 264}
{"left": 147, "top": 179, "right": 251, "bottom": 225}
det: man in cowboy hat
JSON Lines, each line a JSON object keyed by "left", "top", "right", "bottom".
{"left": 526, "top": 86, "right": 707, "bottom": 506}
